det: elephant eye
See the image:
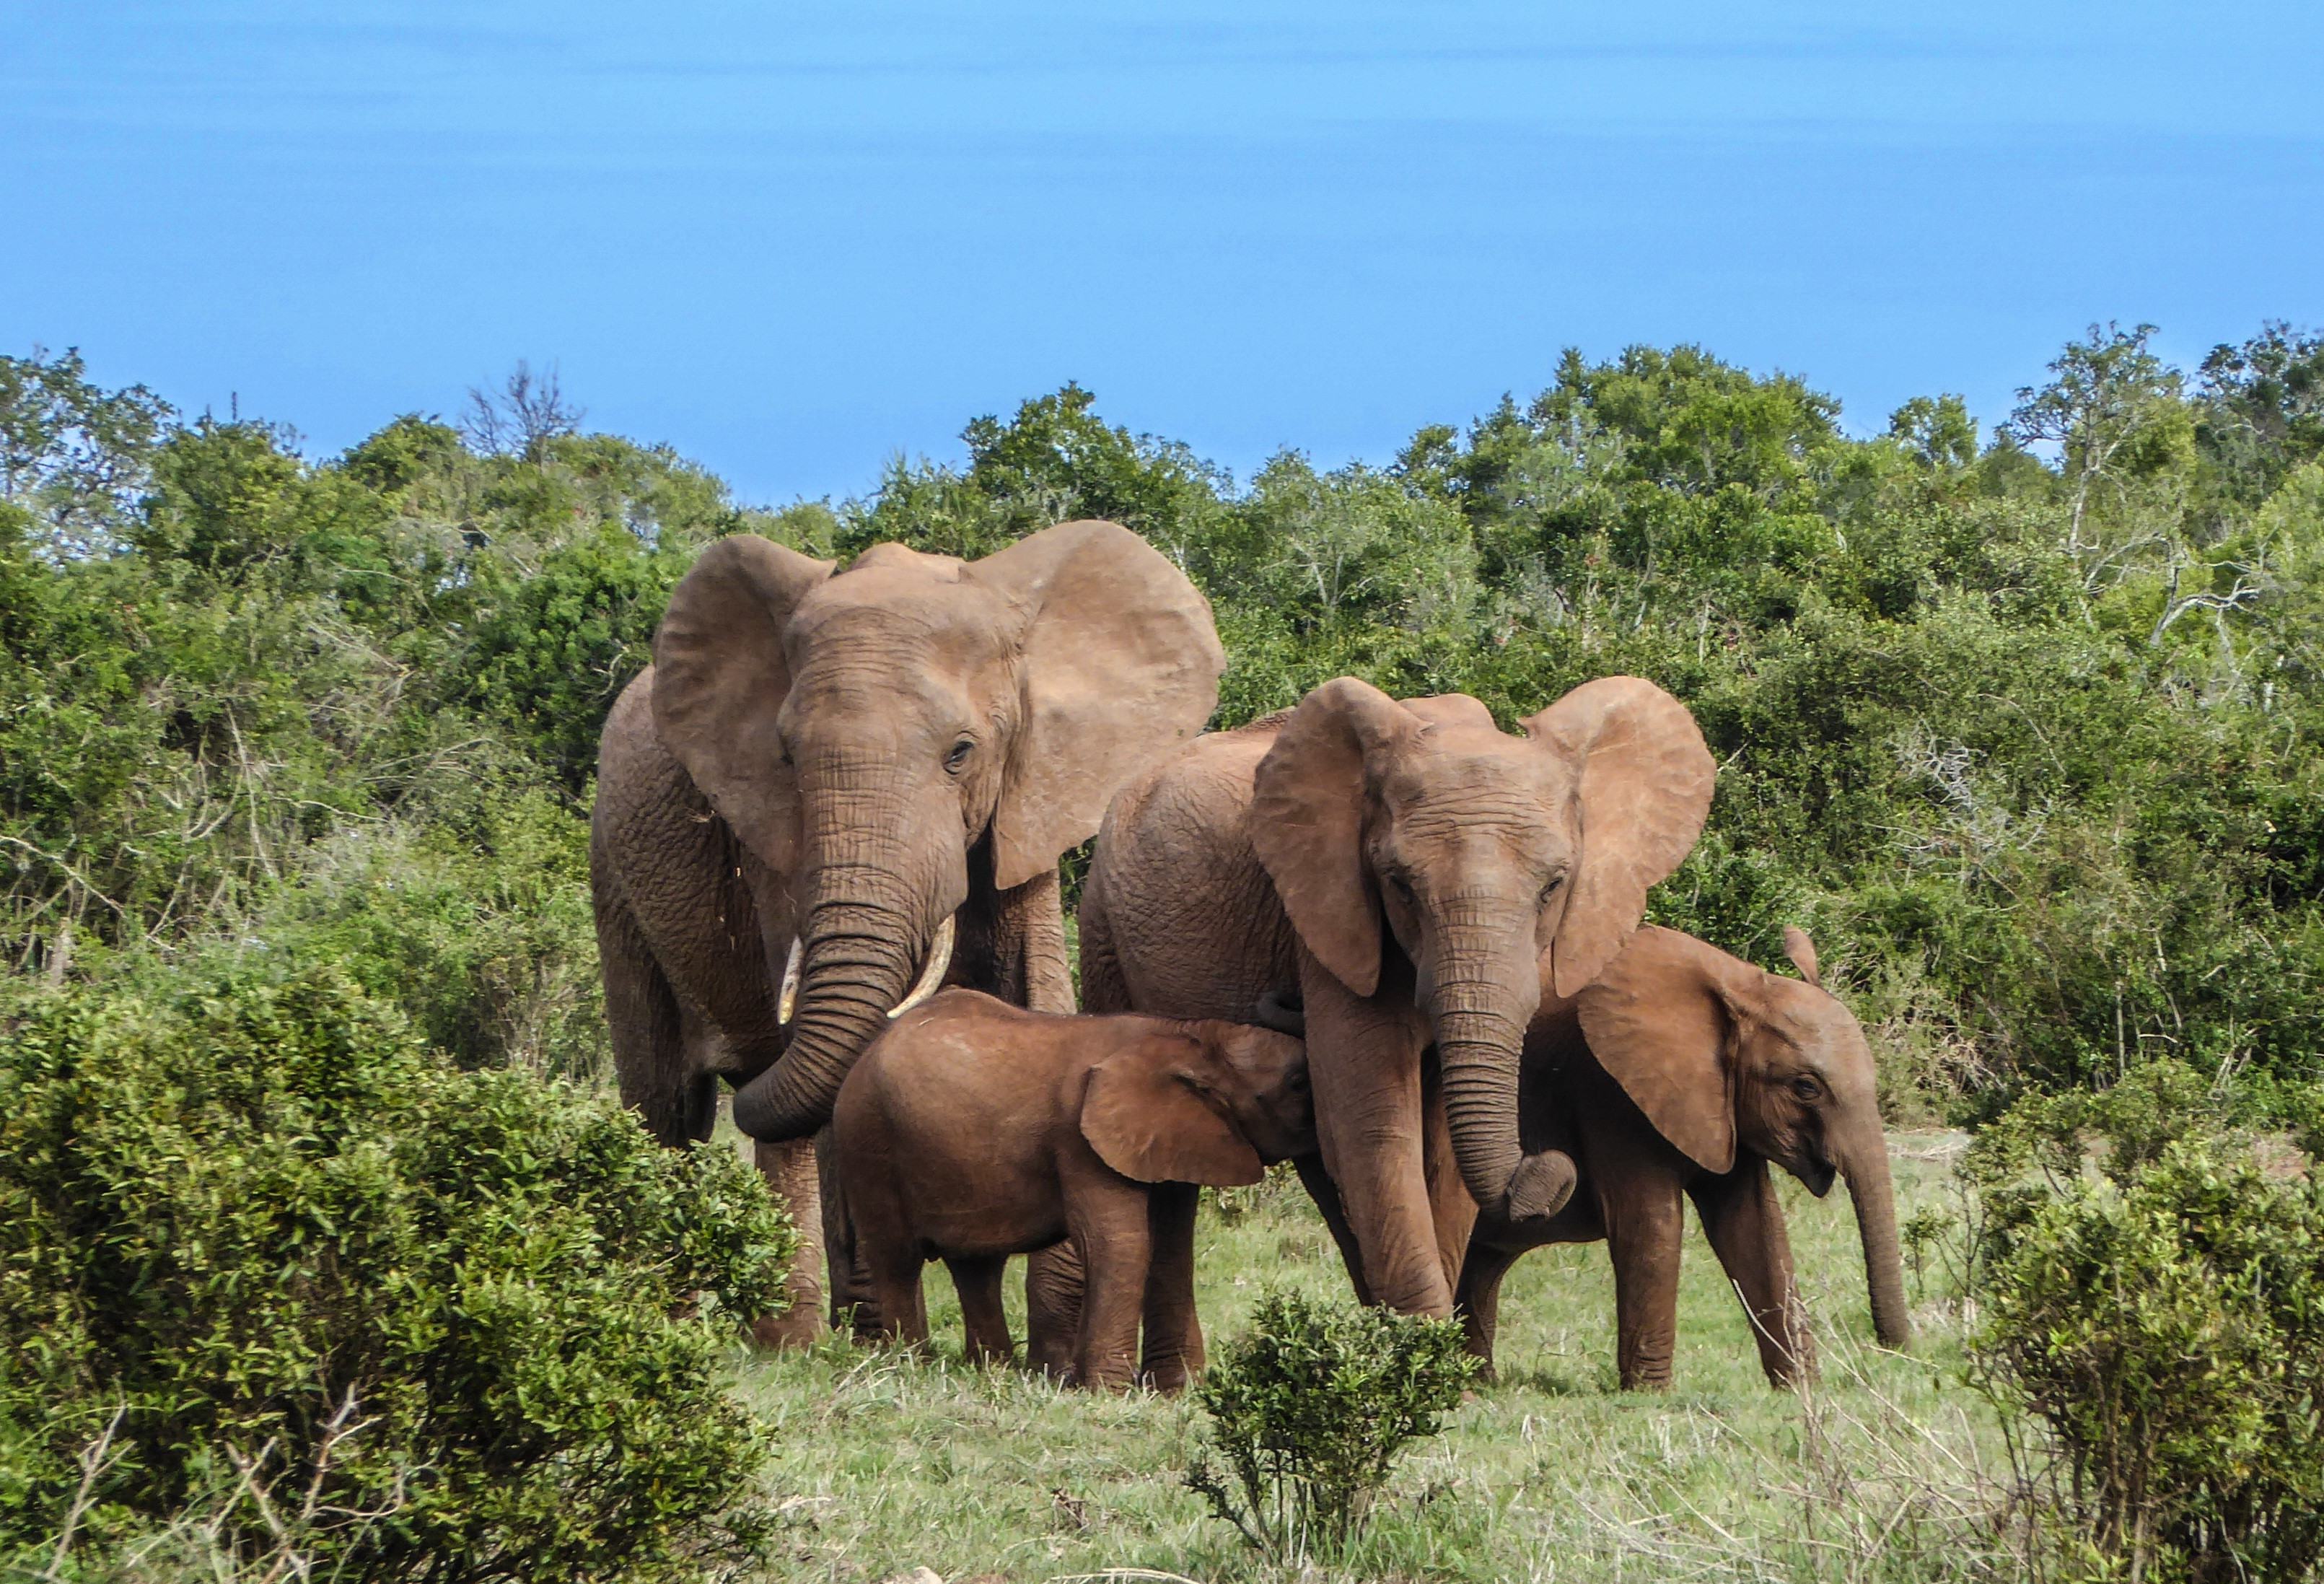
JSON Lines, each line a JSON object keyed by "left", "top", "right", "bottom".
{"left": 1790, "top": 1075, "right": 1823, "bottom": 1102}
{"left": 945, "top": 738, "right": 974, "bottom": 774}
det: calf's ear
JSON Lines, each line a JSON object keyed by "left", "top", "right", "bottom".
{"left": 1080, "top": 1036, "right": 1264, "bottom": 1187}
{"left": 1577, "top": 927, "right": 1742, "bottom": 1174}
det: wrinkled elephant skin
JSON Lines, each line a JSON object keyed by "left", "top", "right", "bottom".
{"left": 592, "top": 521, "right": 1224, "bottom": 1342}
{"left": 1459, "top": 926, "right": 1912, "bottom": 1390}
{"left": 833, "top": 989, "right": 1312, "bottom": 1390}
{"left": 1081, "top": 676, "right": 1715, "bottom": 1320}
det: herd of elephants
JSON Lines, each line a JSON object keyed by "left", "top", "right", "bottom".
{"left": 589, "top": 520, "right": 1911, "bottom": 1393}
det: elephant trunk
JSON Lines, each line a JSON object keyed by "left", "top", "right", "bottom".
{"left": 732, "top": 883, "right": 924, "bottom": 1140}
{"left": 1432, "top": 950, "right": 1548, "bottom": 1219}
{"left": 1843, "top": 1128, "right": 1912, "bottom": 1350}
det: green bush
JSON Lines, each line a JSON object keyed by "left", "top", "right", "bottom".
{"left": 13, "top": 331, "right": 2324, "bottom": 1113}
{"left": 1965, "top": 1064, "right": 2324, "bottom": 1583}
{"left": 253, "top": 788, "right": 608, "bottom": 1077}
{"left": 0, "top": 963, "right": 794, "bottom": 1583}
{"left": 1185, "top": 1290, "right": 1476, "bottom": 1566}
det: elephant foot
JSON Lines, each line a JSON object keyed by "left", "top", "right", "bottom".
{"left": 1505, "top": 1150, "right": 1578, "bottom": 1222}
{"left": 750, "top": 1305, "right": 827, "bottom": 1350}
{"left": 749, "top": 1136, "right": 830, "bottom": 1351}
{"left": 1140, "top": 1362, "right": 1195, "bottom": 1396}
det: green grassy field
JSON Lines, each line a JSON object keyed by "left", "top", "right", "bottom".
{"left": 723, "top": 1130, "right": 2019, "bottom": 1583}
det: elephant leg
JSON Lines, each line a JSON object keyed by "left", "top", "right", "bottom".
{"left": 817, "top": 1129, "right": 881, "bottom": 1339}
{"left": 600, "top": 891, "right": 714, "bottom": 1146}
{"left": 976, "top": 863, "right": 1087, "bottom": 1370}
{"left": 1690, "top": 1159, "right": 1812, "bottom": 1388}
{"left": 1303, "top": 960, "right": 1449, "bottom": 1316}
{"left": 1024, "top": 1241, "right": 1084, "bottom": 1381}
{"left": 1138, "top": 1183, "right": 1204, "bottom": 1393}
{"left": 1420, "top": 1051, "right": 1479, "bottom": 1292}
{"left": 1453, "top": 1237, "right": 1523, "bottom": 1381}
{"left": 867, "top": 1250, "right": 929, "bottom": 1352}
{"left": 836, "top": 1139, "right": 921, "bottom": 1352}
{"left": 1292, "top": 1154, "right": 1374, "bottom": 1306}
{"left": 945, "top": 1254, "right": 1014, "bottom": 1367}
{"left": 988, "top": 865, "right": 1077, "bottom": 1015}
{"left": 1065, "top": 1171, "right": 1153, "bottom": 1391}
{"left": 752, "top": 1135, "right": 830, "bottom": 1349}
{"left": 1600, "top": 1166, "right": 1688, "bottom": 1391}
{"left": 1076, "top": 880, "right": 1130, "bottom": 1015}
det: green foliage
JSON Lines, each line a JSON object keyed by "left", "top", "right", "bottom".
{"left": 251, "top": 787, "right": 608, "bottom": 1075}
{"left": 0, "top": 963, "right": 794, "bottom": 1582}
{"left": 1185, "top": 1289, "right": 1477, "bottom": 1565}
{"left": 7, "top": 328, "right": 2324, "bottom": 1119}
{"left": 0, "top": 347, "right": 171, "bottom": 556}
{"left": 2197, "top": 320, "right": 2324, "bottom": 509}
{"left": 1964, "top": 1065, "right": 2324, "bottom": 1582}
{"left": 457, "top": 525, "right": 692, "bottom": 792}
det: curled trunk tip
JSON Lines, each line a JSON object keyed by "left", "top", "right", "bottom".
{"left": 732, "top": 901, "right": 938, "bottom": 1141}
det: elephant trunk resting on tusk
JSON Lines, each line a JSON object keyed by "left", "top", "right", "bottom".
{"left": 779, "top": 914, "right": 956, "bottom": 1028}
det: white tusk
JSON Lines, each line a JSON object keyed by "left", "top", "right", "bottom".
{"left": 777, "top": 937, "right": 802, "bottom": 1026}
{"left": 888, "top": 914, "right": 955, "bottom": 1019}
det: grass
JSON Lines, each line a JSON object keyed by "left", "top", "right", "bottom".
{"left": 722, "top": 1129, "right": 2026, "bottom": 1583}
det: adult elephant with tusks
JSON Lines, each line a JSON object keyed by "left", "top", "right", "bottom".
{"left": 1081, "top": 678, "right": 1716, "bottom": 1323}
{"left": 590, "top": 520, "right": 1224, "bottom": 1345}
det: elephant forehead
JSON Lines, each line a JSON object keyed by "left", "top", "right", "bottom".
{"left": 837, "top": 541, "right": 968, "bottom": 581}
{"left": 1377, "top": 743, "right": 1566, "bottom": 818}
{"left": 1768, "top": 990, "right": 1871, "bottom": 1074}
{"left": 786, "top": 572, "right": 1017, "bottom": 664}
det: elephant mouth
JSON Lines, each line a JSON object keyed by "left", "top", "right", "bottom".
{"left": 1800, "top": 1156, "right": 1838, "bottom": 1199}
{"left": 777, "top": 911, "right": 957, "bottom": 1028}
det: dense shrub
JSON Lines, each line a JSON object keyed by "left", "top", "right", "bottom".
{"left": 0, "top": 964, "right": 794, "bottom": 1583}
{"left": 1185, "top": 1290, "right": 1475, "bottom": 1565}
{"left": 9, "top": 328, "right": 2324, "bottom": 1114}
{"left": 252, "top": 787, "right": 609, "bottom": 1077}
{"left": 1965, "top": 1064, "right": 2324, "bottom": 1583}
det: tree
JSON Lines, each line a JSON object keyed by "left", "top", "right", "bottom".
{"left": 2197, "top": 321, "right": 2324, "bottom": 507}
{"left": 464, "top": 359, "right": 584, "bottom": 463}
{"left": 2001, "top": 323, "right": 2186, "bottom": 557}
{"left": 0, "top": 347, "right": 172, "bottom": 556}
{"left": 1887, "top": 395, "right": 1978, "bottom": 471}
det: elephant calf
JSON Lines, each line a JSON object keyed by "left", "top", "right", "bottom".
{"left": 1458, "top": 926, "right": 1910, "bottom": 1391}
{"left": 831, "top": 989, "right": 1313, "bottom": 1390}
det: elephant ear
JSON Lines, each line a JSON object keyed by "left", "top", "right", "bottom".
{"left": 972, "top": 521, "right": 1226, "bottom": 891}
{"left": 1080, "top": 1036, "right": 1265, "bottom": 1187}
{"left": 651, "top": 535, "right": 836, "bottom": 874}
{"left": 1577, "top": 927, "right": 1741, "bottom": 1173}
{"left": 1249, "top": 677, "right": 1418, "bottom": 999}
{"left": 1524, "top": 676, "right": 1716, "bottom": 998}
{"left": 1782, "top": 925, "right": 1822, "bottom": 988}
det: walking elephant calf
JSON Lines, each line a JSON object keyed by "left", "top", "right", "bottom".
{"left": 1458, "top": 926, "right": 1911, "bottom": 1391}
{"left": 831, "top": 989, "right": 1314, "bottom": 1390}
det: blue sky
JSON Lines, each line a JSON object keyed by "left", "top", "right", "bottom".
{"left": 6, "top": 3, "right": 2320, "bottom": 504}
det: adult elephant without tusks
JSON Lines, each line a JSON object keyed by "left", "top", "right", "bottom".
{"left": 1081, "top": 678, "right": 1715, "bottom": 1321}
{"left": 591, "top": 521, "right": 1224, "bottom": 1343}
